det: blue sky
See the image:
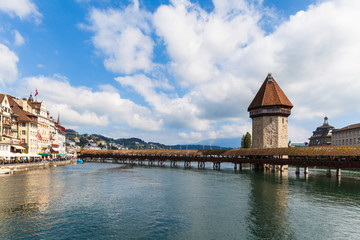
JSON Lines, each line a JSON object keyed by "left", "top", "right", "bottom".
{"left": 1, "top": 0, "right": 360, "bottom": 146}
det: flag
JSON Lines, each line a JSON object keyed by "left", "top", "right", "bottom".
{"left": 36, "top": 133, "right": 42, "bottom": 140}
{"left": 35, "top": 89, "right": 38, "bottom": 97}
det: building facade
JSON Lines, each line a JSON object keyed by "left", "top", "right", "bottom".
{"left": 309, "top": 117, "right": 334, "bottom": 146}
{"left": 32, "top": 101, "right": 50, "bottom": 153}
{"left": 248, "top": 74, "right": 293, "bottom": 148}
{"left": 331, "top": 123, "right": 360, "bottom": 146}
{"left": 0, "top": 93, "right": 66, "bottom": 156}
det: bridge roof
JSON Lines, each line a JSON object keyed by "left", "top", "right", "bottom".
{"left": 81, "top": 146, "right": 360, "bottom": 157}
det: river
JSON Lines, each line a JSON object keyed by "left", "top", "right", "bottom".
{"left": 1, "top": 162, "right": 360, "bottom": 239}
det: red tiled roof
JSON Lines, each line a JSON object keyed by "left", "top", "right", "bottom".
{"left": 12, "top": 104, "right": 32, "bottom": 122}
{"left": 333, "top": 123, "right": 360, "bottom": 133}
{"left": 248, "top": 74, "right": 293, "bottom": 111}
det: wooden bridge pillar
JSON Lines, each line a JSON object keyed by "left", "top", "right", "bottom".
{"left": 198, "top": 161, "right": 205, "bottom": 169}
{"left": 326, "top": 167, "right": 331, "bottom": 177}
{"left": 304, "top": 167, "right": 309, "bottom": 175}
{"left": 295, "top": 166, "right": 300, "bottom": 175}
{"left": 271, "top": 164, "right": 276, "bottom": 172}
{"left": 239, "top": 163, "right": 242, "bottom": 170}
{"left": 336, "top": 168, "right": 341, "bottom": 177}
{"left": 234, "top": 163, "right": 237, "bottom": 170}
{"left": 213, "top": 162, "right": 220, "bottom": 170}
{"left": 170, "top": 161, "right": 177, "bottom": 167}
{"left": 184, "top": 161, "right": 191, "bottom": 168}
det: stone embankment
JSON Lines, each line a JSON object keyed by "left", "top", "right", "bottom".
{"left": 0, "top": 159, "right": 78, "bottom": 174}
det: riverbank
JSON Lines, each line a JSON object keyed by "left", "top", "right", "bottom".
{"left": 0, "top": 159, "right": 78, "bottom": 174}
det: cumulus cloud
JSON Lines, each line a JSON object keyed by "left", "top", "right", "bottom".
{"left": 20, "top": 75, "right": 162, "bottom": 131}
{"left": 116, "top": 74, "right": 211, "bottom": 130}
{"left": 86, "top": 0, "right": 154, "bottom": 74}
{"left": 0, "top": 44, "right": 18, "bottom": 85}
{"left": 13, "top": 30, "right": 25, "bottom": 46}
{"left": 0, "top": 0, "right": 41, "bottom": 22}
{"left": 84, "top": 0, "right": 360, "bottom": 143}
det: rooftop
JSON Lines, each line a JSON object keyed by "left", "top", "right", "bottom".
{"left": 248, "top": 74, "right": 293, "bottom": 111}
{"left": 333, "top": 123, "right": 360, "bottom": 133}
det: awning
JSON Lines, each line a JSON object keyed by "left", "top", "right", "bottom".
{"left": 12, "top": 145, "right": 25, "bottom": 150}
{"left": 56, "top": 154, "right": 68, "bottom": 157}
{"left": 38, "top": 153, "right": 51, "bottom": 157}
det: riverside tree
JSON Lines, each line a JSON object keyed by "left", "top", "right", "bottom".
{"left": 241, "top": 132, "right": 252, "bottom": 148}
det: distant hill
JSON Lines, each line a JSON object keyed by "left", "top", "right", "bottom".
{"left": 65, "top": 129, "right": 235, "bottom": 149}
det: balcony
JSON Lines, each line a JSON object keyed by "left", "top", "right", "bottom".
{"left": 2, "top": 120, "right": 12, "bottom": 126}
{"left": 250, "top": 108, "right": 291, "bottom": 117}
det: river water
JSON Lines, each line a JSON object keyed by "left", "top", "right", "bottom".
{"left": 1, "top": 162, "right": 360, "bottom": 239}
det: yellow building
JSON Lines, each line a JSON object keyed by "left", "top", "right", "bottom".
{"left": 12, "top": 97, "right": 39, "bottom": 154}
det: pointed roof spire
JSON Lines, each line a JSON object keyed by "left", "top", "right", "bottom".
{"left": 248, "top": 73, "right": 293, "bottom": 111}
{"left": 57, "top": 113, "right": 60, "bottom": 125}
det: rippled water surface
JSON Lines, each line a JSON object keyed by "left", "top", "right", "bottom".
{"left": 1, "top": 163, "right": 360, "bottom": 239}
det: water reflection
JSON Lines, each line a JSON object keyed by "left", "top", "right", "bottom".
{"left": 0, "top": 167, "right": 68, "bottom": 238}
{"left": 247, "top": 171, "right": 295, "bottom": 239}
{"left": 1, "top": 164, "right": 360, "bottom": 239}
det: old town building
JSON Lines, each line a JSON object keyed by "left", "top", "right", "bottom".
{"left": 32, "top": 101, "right": 51, "bottom": 153}
{"left": 331, "top": 123, "right": 360, "bottom": 146}
{"left": 248, "top": 73, "right": 293, "bottom": 148}
{"left": 12, "top": 97, "right": 39, "bottom": 154}
{"left": 309, "top": 117, "right": 334, "bottom": 146}
{"left": 0, "top": 92, "right": 67, "bottom": 157}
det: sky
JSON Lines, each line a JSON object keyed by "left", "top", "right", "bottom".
{"left": 1, "top": 0, "right": 360, "bottom": 146}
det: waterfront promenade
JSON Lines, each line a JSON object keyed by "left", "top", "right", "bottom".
{"left": 0, "top": 159, "right": 77, "bottom": 174}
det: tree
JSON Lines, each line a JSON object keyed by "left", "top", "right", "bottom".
{"left": 241, "top": 132, "right": 252, "bottom": 148}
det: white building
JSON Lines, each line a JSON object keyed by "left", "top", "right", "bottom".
{"left": 331, "top": 123, "right": 360, "bottom": 146}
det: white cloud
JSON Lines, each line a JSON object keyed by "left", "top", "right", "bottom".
{"left": 81, "top": 0, "right": 360, "bottom": 144}
{"left": 20, "top": 75, "right": 163, "bottom": 131}
{"left": 86, "top": 0, "right": 154, "bottom": 74}
{"left": 0, "top": 43, "right": 18, "bottom": 85}
{"left": 13, "top": 30, "right": 25, "bottom": 46}
{"left": 116, "top": 74, "right": 211, "bottom": 130}
{"left": 0, "top": 0, "right": 41, "bottom": 22}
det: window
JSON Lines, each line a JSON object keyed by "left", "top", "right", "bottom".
{"left": 21, "top": 130, "right": 26, "bottom": 135}
{"left": 282, "top": 118, "right": 284, "bottom": 124}
{"left": 21, "top": 122, "right": 26, "bottom": 127}
{"left": 270, "top": 118, "right": 272, "bottom": 123}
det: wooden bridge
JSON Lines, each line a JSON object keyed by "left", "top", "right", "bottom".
{"left": 78, "top": 146, "right": 360, "bottom": 177}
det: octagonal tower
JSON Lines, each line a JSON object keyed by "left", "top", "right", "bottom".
{"left": 248, "top": 74, "right": 293, "bottom": 148}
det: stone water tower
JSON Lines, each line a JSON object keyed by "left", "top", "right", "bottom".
{"left": 248, "top": 74, "right": 293, "bottom": 148}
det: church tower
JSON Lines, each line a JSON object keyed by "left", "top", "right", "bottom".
{"left": 248, "top": 74, "right": 293, "bottom": 148}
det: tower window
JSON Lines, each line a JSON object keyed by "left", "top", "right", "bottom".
{"left": 270, "top": 117, "right": 272, "bottom": 123}
{"left": 282, "top": 118, "right": 284, "bottom": 124}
